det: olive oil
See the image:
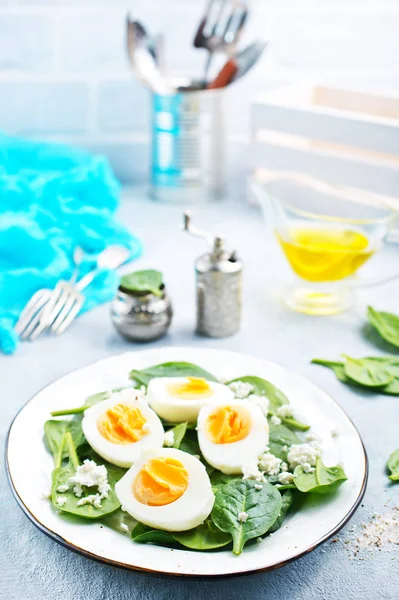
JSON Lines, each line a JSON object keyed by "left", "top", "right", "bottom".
{"left": 277, "top": 227, "right": 374, "bottom": 282}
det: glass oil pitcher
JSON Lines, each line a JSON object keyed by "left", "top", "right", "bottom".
{"left": 252, "top": 172, "right": 399, "bottom": 315}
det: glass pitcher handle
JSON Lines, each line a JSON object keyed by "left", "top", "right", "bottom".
{"left": 354, "top": 231, "right": 399, "bottom": 288}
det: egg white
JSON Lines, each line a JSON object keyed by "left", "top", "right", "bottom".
{"left": 82, "top": 394, "right": 164, "bottom": 468}
{"left": 197, "top": 399, "right": 269, "bottom": 474}
{"left": 146, "top": 377, "right": 234, "bottom": 423}
{"left": 115, "top": 448, "right": 215, "bottom": 531}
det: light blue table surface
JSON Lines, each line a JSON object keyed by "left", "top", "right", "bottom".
{"left": 2, "top": 189, "right": 399, "bottom": 600}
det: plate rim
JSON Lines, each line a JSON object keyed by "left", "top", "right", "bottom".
{"left": 5, "top": 348, "right": 369, "bottom": 579}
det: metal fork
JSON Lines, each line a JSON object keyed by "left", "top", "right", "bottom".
{"left": 15, "top": 248, "right": 84, "bottom": 341}
{"left": 193, "top": 0, "right": 248, "bottom": 82}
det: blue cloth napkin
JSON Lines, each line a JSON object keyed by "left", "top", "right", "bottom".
{"left": 0, "top": 134, "right": 142, "bottom": 355}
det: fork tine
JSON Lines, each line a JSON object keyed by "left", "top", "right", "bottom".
{"left": 28, "top": 283, "right": 68, "bottom": 342}
{"left": 202, "top": 0, "right": 226, "bottom": 38}
{"left": 50, "top": 291, "right": 79, "bottom": 333}
{"left": 20, "top": 298, "right": 50, "bottom": 340}
{"left": 15, "top": 291, "right": 48, "bottom": 335}
{"left": 222, "top": 2, "right": 247, "bottom": 45}
{"left": 54, "top": 295, "right": 84, "bottom": 335}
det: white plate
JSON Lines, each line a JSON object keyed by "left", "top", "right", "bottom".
{"left": 6, "top": 347, "right": 368, "bottom": 578}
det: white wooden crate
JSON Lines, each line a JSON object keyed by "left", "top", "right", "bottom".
{"left": 251, "top": 84, "right": 399, "bottom": 200}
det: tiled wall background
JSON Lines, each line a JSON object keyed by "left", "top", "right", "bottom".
{"left": 0, "top": 0, "right": 398, "bottom": 183}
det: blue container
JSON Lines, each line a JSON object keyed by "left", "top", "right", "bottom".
{"left": 151, "top": 89, "right": 226, "bottom": 203}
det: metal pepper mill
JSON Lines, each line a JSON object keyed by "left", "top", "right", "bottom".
{"left": 183, "top": 212, "right": 242, "bottom": 338}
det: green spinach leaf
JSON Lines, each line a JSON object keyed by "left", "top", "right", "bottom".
{"left": 120, "top": 270, "right": 163, "bottom": 297}
{"left": 132, "top": 523, "right": 176, "bottom": 546}
{"left": 268, "top": 424, "right": 301, "bottom": 461}
{"left": 368, "top": 306, "right": 399, "bottom": 348}
{"left": 387, "top": 448, "right": 399, "bottom": 482}
{"left": 342, "top": 355, "right": 394, "bottom": 388}
{"left": 227, "top": 375, "right": 309, "bottom": 430}
{"left": 50, "top": 391, "right": 111, "bottom": 417}
{"left": 131, "top": 519, "right": 231, "bottom": 551}
{"left": 211, "top": 479, "right": 282, "bottom": 555}
{"left": 226, "top": 375, "right": 288, "bottom": 412}
{"left": 165, "top": 422, "right": 188, "bottom": 449}
{"left": 44, "top": 418, "right": 86, "bottom": 459}
{"left": 129, "top": 362, "right": 218, "bottom": 387}
{"left": 294, "top": 457, "right": 347, "bottom": 494}
{"left": 311, "top": 359, "right": 349, "bottom": 383}
{"left": 269, "top": 489, "right": 295, "bottom": 533}
{"left": 210, "top": 471, "right": 239, "bottom": 492}
{"left": 101, "top": 509, "right": 137, "bottom": 535}
{"left": 51, "top": 433, "right": 121, "bottom": 519}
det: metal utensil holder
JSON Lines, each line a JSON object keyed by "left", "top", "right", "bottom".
{"left": 151, "top": 87, "right": 226, "bottom": 203}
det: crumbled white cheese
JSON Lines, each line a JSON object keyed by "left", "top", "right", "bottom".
{"left": 278, "top": 471, "right": 294, "bottom": 485}
{"left": 68, "top": 459, "right": 111, "bottom": 508}
{"left": 270, "top": 415, "right": 282, "bottom": 426}
{"left": 228, "top": 381, "right": 254, "bottom": 399}
{"left": 248, "top": 394, "right": 270, "bottom": 416}
{"left": 142, "top": 423, "right": 152, "bottom": 433}
{"left": 120, "top": 523, "right": 129, "bottom": 532}
{"left": 254, "top": 484, "right": 263, "bottom": 490}
{"left": 77, "top": 494, "right": 103, "bottom": 508}
{"left": 282, "top": 445, "right": 288, "bottom": 453}
{"left": 56, "top": 483, "right": 69, "bottom": 493}
{"left": 280, "top": 462, "right": 288, "bottom": 472}
{"left": 241, "top": 460, "right": 266, "bottom": 482}
{"left": 56, "top": 496, "right": 68, "bottom": 507}
{"left": 238, "top": 512, "right": 249, "bottom": 523}
{"left": 258, "top": 452, "right": 282, "bottom": 476}
{"left": 163, "top": 430, "right": 175, "bottom": 447}
{"left": 287, "top": 443, "right": 320, "bottom": 469}
{"left": 302, "top": 462, "right": 315, "bottom": 473}
{"left": 277, "top": 404, "right": 293, "bottom": 418}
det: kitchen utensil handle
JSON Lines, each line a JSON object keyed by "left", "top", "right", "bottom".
{"left": 204, "top": 51, "right": 213, "bottom": 83}
{"left": 207, "top": 58, "right": 237, "bottom": 89}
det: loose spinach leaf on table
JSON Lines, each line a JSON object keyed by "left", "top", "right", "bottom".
{"left": 269, "top": 489, "right": 295, "bottom": 533}
{"left": 312, "top": 357, "right": 399, "bottom": 395}
{"left": 387, "top": 449, "right": 399, "bottom": 482}
{"left": 120, "top": 270, "right": 163, "bottom": 297}
{"left": 342, "top": 355, "right": 394, "bottom": 388}
{"left": 294, "top": 457, "right": 347, "bottom": 494}
{"left": 51, "top": 432, "right": 121, "bottom": 519}
{"left": 368, "top": 306, "right": 399, "bottom": 349}
{"left": 268, "top": 424, "right": 301, "bottom": 461}
{"left": 211, "top": 479, "right": 282, "bottom": 555}
{"left": 132, "top": 518, "right": 231, "bottom": 551}
{"left": 129, "top": 362, "right": 218, "bottom": 387}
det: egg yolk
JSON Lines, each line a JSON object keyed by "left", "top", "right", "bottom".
{"left": 133, "top": 457, "right": 189, "bottom": 506}
{"left": 167, "top": 377, "right": 213, "bottom": 400}
{"left": 97, "top": 404, "right": 148, "bottom": 445}
{"left": 206, "top": 405, "right": 251, "bottom": 444}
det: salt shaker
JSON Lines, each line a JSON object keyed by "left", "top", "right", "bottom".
{"left": 183, "top": 212, "right": 242, "bottom": 338}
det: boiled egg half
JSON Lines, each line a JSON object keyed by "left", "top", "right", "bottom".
{"left": 82, "top": 390, "right": 164, "bottom": 468}
{"left": 197, "top": 399, "right": 269, "bottom": 474}
{"left": 115, "top": 448, "right": 214, "bottom": 531}
{"left": 146, "top": 376, "right": 234, "bottom": 423}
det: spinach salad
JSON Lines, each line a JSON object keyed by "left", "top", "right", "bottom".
{"left": 44, "top": 362, "right": 347, "bottom": 556}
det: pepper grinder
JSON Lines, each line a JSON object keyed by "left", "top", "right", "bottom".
{"left": 183, "top": 212, "right": 242, "bottom": 338}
